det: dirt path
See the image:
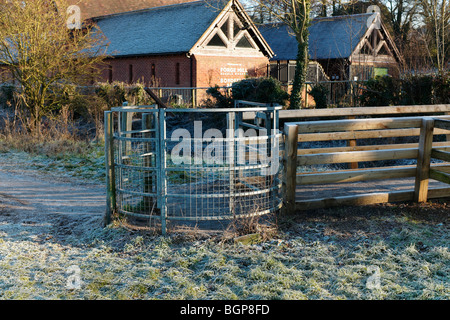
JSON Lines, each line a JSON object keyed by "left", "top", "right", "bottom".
{"left": 0, "top": 159, "right": 106, "bottom": 243}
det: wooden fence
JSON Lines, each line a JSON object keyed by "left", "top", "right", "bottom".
{"left": 279, "top": 104, "right": 450, "bottom": 214}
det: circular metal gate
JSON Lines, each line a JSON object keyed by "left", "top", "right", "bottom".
{"left": 105, "top": 104, "right": 283, "bottom": 234}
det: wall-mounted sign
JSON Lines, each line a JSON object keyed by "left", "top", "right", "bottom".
{"left": 219, "top": 63, "right": 248, "bottom": 85}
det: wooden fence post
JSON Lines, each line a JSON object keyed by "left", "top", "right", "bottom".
{"left": 104, "top": 111, "right": 116, "bottom": 226}
{"left": 283, "top": 123, "right": 299, "bottom": 215}
{"left": 414, "top": 118, "right": 435, "bottom": 203}
{"left": 347, "top": 115, "right": 358, "bottom": 169}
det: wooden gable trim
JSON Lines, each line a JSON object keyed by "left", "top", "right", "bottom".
{"left": 189, "top": 0, "right": 231, "bottom": 54}
{"left": 232, "top": 0, "right": 273, "bottom": 57}
{"left": 189, "top": 0, "right": 273, "bottom": 57}
{"left": 349, "top": 14, "right": 403, "bottom": 64}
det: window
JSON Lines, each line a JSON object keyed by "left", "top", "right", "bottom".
{"left": 374, "top": 67, "right": 388, "bottom": 77}
{"left": 108, "top": 65, "right": 113, "bottom": 83}
{"left": 220, "top": 19, "right": 229, "bottom": 39}
{"left": 150, "top": 63, "right": 155, "bottom": 78}
{"left": 175, "top": 63, "right": 180, "bottom": 85}
{"left": 128, "top": 64, "right": 133, "bottom": 84}
{"left": 236, "top": 35, "right": 253, "bottom": 48}
{"left": 208, "top": 34, "right": 227, "bottom": 47}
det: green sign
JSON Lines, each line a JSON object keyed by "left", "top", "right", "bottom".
{"left": 374, "top": 67, "right": 388, "bottom": 77}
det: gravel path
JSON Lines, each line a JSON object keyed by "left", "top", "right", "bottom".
{"left": 0, "top": 159, "right": 106, "bottom": 242}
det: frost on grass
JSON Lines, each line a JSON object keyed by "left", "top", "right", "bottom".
{"left": 0, "top": 149, "right": 448, "bottom": 300}
{"left": 0, "top": 215, "right": 448, "bottom": 300}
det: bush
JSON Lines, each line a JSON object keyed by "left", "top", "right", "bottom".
{"left": 400, "top": 75, "right": 434, "bottom": 105}
{"left": 205, "top": 77, "right": 289, "bottom": 108}
{"left": 359, "top": 75, "right": 402, "bottom": 106}
{"left": 308, "top": 84, "right": 329, "bottom": 109}
{"left": 205, "top": 85, "right": 233, "bottom": 108}
{"left": 360, "top": 74, "right": 450, "bottom": 107}
{"left": 231, "top": 77, "right": 289, "bottom": 105}
{"left": 433, "top": 74, "right": 450, "bottom": 104}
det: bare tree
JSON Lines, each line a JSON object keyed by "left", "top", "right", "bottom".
{"left": 0, "top": 0, "right": 107, "bottom": 136}
{"left": 418, "top": 0, "right": 450, "bottom": 74}
{"left": 381, "top": 0, "right": 418, "bottom": 44}
{"left": 247, "top": 0, "right": 311, "bottom": 108}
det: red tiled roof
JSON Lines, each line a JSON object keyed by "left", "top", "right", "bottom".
{"left": 66, "top": 0, "right": 197, "bottom": 19}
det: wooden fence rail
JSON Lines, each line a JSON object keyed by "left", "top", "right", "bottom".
{"left": 282, "top": 107, "right": 450, "bottom": 214}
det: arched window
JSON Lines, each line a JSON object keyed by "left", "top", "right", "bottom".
{"left": 175, "top": 63, "right": 180, "bottom": 85}
{"left": 108, "top": 65, "right": 113, "bottom": 83}
{"left": 128, "top": 64, "right": 133, "bottom": 84}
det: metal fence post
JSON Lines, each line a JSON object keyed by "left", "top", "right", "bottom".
{"left": 227, "top": 111, "right": 236, "bottom": 215}
{"left": 143, "top": 112, "right": 156, "bottom": 213}
{"left": 158, "top": 109, "right": 168, "bottom": 235}
{"left": 104, "top": 111, "right": 116, "bottom": 226}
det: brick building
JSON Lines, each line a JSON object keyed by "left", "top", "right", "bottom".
{"left": 259, "top": 12, "right": 403, "bottom": 83}
{"left": 90, "top": 0, "right": 273, "bottom": 88}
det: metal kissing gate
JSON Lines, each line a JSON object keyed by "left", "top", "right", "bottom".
{"left": 104, "top": 105, "right": 283, "bottom": 234}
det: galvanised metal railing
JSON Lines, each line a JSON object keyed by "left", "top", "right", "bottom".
{"left": 104, "top": 102, "right": 283, "bottom": 235}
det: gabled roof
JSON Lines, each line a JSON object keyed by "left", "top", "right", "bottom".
{"left": 93, "top": 0, "right": 272, "bottom": 58}
{"left": 94, "top": 0, "right": 226, "bottom": 57}
{"left": 259, "top": 13, "right": 388, "bottom": 61}
{"left": 310, "top": 13, "right": 373, "bottom": 60}
{"left": 65, "top": 0, "right": 195, "bottom": 20}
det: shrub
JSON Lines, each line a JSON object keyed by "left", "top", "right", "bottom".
{"left": 231, "top": 77, "right": 289, "bottom": 105}
{"left": 205, "top": 77, "right": 289, "bottom": 108}
{"left": 360, "top": 74, "right": 450, "bottom": 107}
{"left": 95, "top": 82, "right": 128, "bottom": 109}
{"left": 433, "top": 73, "right": 450, "bottom": 104}
{"left": 205, "top": 85, "right": 233, "bottom": 108}
{"left": 400, "top": 75, "right": 434, "bottom": 105}
{"left": 308, "top": 84, "right": 329, "bottom": 109}
{"left": 359, "top": 75, "right": 402, "bottom": 106}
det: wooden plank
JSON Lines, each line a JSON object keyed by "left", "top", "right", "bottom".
{"left": 298, "top": 128, "right": 419, "bottom": 142}
{"left": 274, "top": 104, "right": 450, "bottom": 119}
{"left": 297, "top": 166, "right": 416, "bottom": 185}
{"left": 282, "top": 124, "right": 299, "bottom": 215}
{"left": 295, "top": 117, "right": 424, "bottom": 133}
{"left": 298, "top": 141, "right": 450, "bottom": 155}
{"left": 296, "top": 163, "right": 450, "bottom": 185}
{"left": 295, "top": 190, "right": 414, "bottom": 211}
{"left": 298, "top": 127, "right": 449, "bottom": 142}
{"left": 430, "top": 169, "right": 450, "bottom": 185}
{"left": 243, "top": 105, "right": 450, "bottom": 120}
{"left": 144, "top": 88, "right": 168, "bottom": 109}
{"left": 434, "top": 119, "right": 450, "bottom": 131}
{"left": 433, "top": 165, "right": 450, "bottom": 174}
{"left": 414, "top": 118, "right": 435, "bottom": 202}
{"left": 347, "top": 115, "right": 358, "bottom": 169}
{"left": 431, "top": 149, "right": 450, "bottom": 162}
{"left": 297, "top": 148, "right": 418, "bottom": 165}
{"left": 427, "top": 186, "right": 450, "bottom": 198}
{"left": 294, "top": 186, "right": 450, "bottom": 211}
